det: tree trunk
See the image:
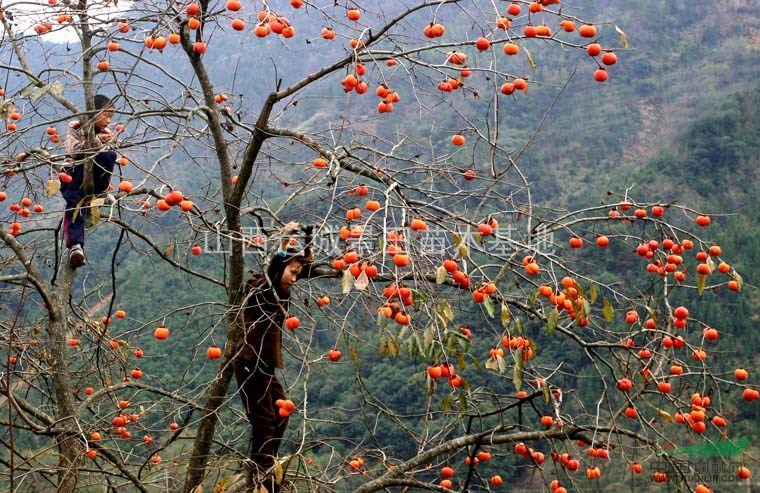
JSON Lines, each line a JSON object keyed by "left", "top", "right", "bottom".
{"left": 183, "top": 353, "right": 236, "bottom": 493}
{"left": 50, "top": 267, "right": 84, "bottom": 492}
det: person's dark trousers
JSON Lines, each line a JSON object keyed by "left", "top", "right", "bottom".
{"left": 61, "top": 150, "right": 117, "bottom": 248}
{"left": 235, "top": 361, "right": 289, "bottom": 493}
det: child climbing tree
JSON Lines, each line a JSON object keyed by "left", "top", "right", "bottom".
{"left": 0, "top": 1, "right": 755, "bottom": 492}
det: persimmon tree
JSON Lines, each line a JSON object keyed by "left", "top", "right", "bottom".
{"left": 0, "top": 0, "right": 756, "bottom": 492}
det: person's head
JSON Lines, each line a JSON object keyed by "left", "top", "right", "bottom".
{"left": 266, "top": 252, "right": 307, "bottom": 298}
{"left": 92, "top": 94, "right": 115, "bottom": 132}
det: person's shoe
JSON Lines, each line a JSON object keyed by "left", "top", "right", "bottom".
{"left": 69, "top": 244, "right": 86, "bottom": 269}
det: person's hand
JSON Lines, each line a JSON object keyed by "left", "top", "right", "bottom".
{"left": 281, "top": 221, "right": 300, "bottom": 236}
{"left": 98, "top": 132, "right": 113, "bottom": 144}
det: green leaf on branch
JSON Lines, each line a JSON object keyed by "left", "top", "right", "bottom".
{"left": 415, "top": 332, "right": 425, "bottom": 355}
{"left": 543, "top": 382, "right": 551, "bottom": 406}
{"left": 426, "top": 374, "right": 435, "bottom": 395}
{"left": 578, "top": 300, "right": 591, "bottom": 323}
{"left": 452, "top": 234, "right": 468, "bottom": 258}
{"left": 437, "top": 301, "right": 454, "bottom": 322}
{"left": 528, "top": 289, "right": 538, "bottom": 307}
{"left": 470, "top": 355, "right": 483, "bottom": 373}
{"left": 412, "top": 289, "right": 429, "bottom": 303}
{"left": 589, "top": 283, "right": 598, "bottom": 304}
{"left": 501, "top": 302, "right": 511, "bottom": 328}
{"left": 423, "top": 325, "right": 435, "bottom": 355}
{"left": 376, "top": 311, "right": 387, "bottom": 331}
{"left": 441, "top": 394, "right": 454, "bottom": 411}
{"left": 512, "top": 351, "right": 524, "bottom": 391}
{"left": 546, "top": 307, "right": 559, "bottom": 335}
{"left": 515, "top": 317, "right": 524, "bottom": 336}
{"left": 575, "top": 282, "right": 586, "bottom": 301}
{"left": 483, "top": 295, "right": 495, "bottom": 318}
{"left": 602, "top": 297, "right": 615, "bottom": 322}
{"left": 446, "top": 334, "right": 458, "bottom": 353}
{"left": 497, "top": 354, "right": 507, "bottom": 374}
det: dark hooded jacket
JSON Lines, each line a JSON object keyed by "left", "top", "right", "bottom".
{"left": 238, "top": 274, "right": 289, "bottom": 370}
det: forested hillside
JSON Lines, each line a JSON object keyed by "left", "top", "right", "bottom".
{"left": 1, "top": 0, "right": 759, "bottom": 491}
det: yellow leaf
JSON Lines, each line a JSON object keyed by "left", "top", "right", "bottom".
{"left": 524, "top": 46, "right": 537, "bottom": 72}
{"left": 706, "top": 256, "right": 716, "bottom": 274}
{"left": 602, "top": 298, "right": 615, "bottom": 322}
{"left": 500, "top": 302, "right": 511, "bottom": 328}
{"left": 274, "top": 460, "right": 283, "bottom": 484}
{"left": 496, "top": 354, "right": 507, "bottom": 374}
{"left": 437, "top": 301, "right": 454, "bottom": 321}
{"left": 46, "top": 179, "right": 61, "bottom": 196}
{"left": 656, "top": 408, "right": 674, "bottom": 424}
{"left": 436, "top": 265, "right": 448, "bottom": 284}
{"left": 50, "top": 80, "right": 65, "bottom": 96}
{"left": 89, "top": 207, "right": 100, "bottom": 226}
{"left": 483, "top": 295, "right": 495, "bottom": 318}
{"left": 615, "top": 25, "right": 630, "bottom": 49}
{"left": 342, "top": 269, "right": 354, "bottom": 294}
{"left": 388, "top": 336, "right": 399, "bottom": 358}
{"left": 379, "top": 336, "right": 389, "bottom": 357}
{"left": 697, "top": 273, "right": 707, "bottom": 296}
{"left": 512, "top": 351, "right": 524, "bottom": 391}
{"left": 546, "top": 307, "right": 559, "bottom": 335}
{"left": 732, "top": 271, "right": 743, "bottom": 291}
{"left": 0, "top": 100, "right": 16, "bottom": 120}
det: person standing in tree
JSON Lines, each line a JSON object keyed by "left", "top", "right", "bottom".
{"left": 234, "top": 222, "right": 313, "bottom": 492}
{"left": 61, "top": 94, "right": 117, "bottom": 269}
